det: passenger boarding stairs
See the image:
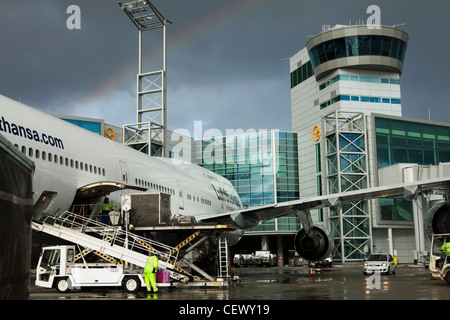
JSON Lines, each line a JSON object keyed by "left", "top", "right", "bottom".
{"left": 32, "top": 211, "right": 193, "bottom": 282}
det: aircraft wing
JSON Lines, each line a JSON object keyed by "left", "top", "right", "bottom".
{"left": 197, "top": 176, "right": 450, "bottom": 229}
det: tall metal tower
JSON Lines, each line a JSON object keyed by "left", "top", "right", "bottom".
{"left": 118, "top": 1, "right": 172, "bottom": 157}
{"left": 324, "top": 111, "right": 371, "bottom": 263}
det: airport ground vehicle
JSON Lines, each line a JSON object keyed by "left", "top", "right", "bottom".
{"left": 428, "top": 233, "right": 450, "bottom": 285}
{"left": 35, "top": 245, "right": 170, "bottom": 293}
{"left": 363, "top": 254, "right": 396, "bottom": 275}
{"left": 315, "top": 257, "right": 332, "bottom": 268}
{"left": 233, "top": 251, "right": 277, "bottom": 267}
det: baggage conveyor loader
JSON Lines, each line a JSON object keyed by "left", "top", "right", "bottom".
{"left": 32, "top": 211, "right": 236, "bottom": 292}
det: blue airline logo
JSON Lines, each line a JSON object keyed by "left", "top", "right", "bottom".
{"left": 0, "top": 116, "right": 64, "bottom": 149}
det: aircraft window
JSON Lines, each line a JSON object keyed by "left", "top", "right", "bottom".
{"left": 29, "top": 148, "right": 33, "bottom": 158}
{"left": 102, "top": 168, "right": 105, "bottom": 176}
{"left": 42, "top": 151, "right": 46, "bottom": 161}
{"left": 89, "top": 165, "right": 92, "bottom": 173}
{"left": 48, "top": 153, "right": 52, "bottom": 162}
{"left": 75, "top": 161, "right": 79, "bottom": 169}
{"left": 94, "top": 166, "right": 97, "bottom": 174}
{"left": 60, "top": 156, "right": 64, "bottom": 165}
{"left": 70, "top": 159, "right": 74, "bottom": 168}
{"left": 35, "top": 149, "right": 40, "bottom": 159}
{"left": 80, "top": 162, "right": 83, "bottom": 170}
{"left": 54, "top": 155, "right": 58, "bottom": 163}
{"left": 21, "top": 146, "right": 26, "bottom": 154}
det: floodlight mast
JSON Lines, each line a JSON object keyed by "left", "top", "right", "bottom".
{"left": 118, "top": 1, "right": 172, "bottom": 157}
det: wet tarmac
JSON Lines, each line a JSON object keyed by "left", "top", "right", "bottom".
{"left": 29, "top": 263, "right": 449, "bottom": 301}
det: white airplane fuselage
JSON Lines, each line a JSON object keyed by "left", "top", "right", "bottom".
{"left": 0, "top": 95, "right": 242, "bottom": 222}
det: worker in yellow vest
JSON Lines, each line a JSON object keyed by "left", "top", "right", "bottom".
{"left": 144, "top": 255, "right": 159, "bottom": 293}
{"left": 441, "top": 242, "right": 450, "bottom": 263}
{"left": 100, "top": 198, "right": 114, "bottom": 225}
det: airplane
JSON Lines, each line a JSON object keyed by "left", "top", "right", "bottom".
{"left": 1, "top": 93, "right": 450, "bottom": 264}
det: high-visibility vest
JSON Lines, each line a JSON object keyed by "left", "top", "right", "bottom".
{"left": 442, "top": 243, "right": 450, "bottom": 256}
{"left": 101, "top": 202, "right": 114, "bottom": 212}
{"left": 144, "top": 256, "right": 159, "bottom": 273}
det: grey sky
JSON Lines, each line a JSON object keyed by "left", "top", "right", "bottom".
{"left": 0, "top": 0, "right": 449, "bottom": 137}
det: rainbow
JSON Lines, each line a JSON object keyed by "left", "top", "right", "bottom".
{"left": 80, "top": 1, "right": 272, "bottom": 106}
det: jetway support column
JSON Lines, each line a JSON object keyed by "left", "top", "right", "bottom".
{"left": 277, "top": 235, "right": 284, "bottom": 266}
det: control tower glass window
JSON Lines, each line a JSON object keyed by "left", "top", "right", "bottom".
{"left": 308, "top": 35, "right": 407, "bottom": 69}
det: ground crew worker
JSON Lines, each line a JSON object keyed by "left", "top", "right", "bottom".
{"left": 100, "top": 198, "right": 114, "bottom": 225}
{"left": 144, "top": 254, "right": 159, "bottom": 293}
{"left": 441, "top": 241, "right": 450, "bottom": 263}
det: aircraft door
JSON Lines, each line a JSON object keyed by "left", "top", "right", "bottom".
{"left": 177, "top": 180, "right": 184, "bottom": 210}
{"left": 119, "top": 161, "right": 129, "bottom": 184}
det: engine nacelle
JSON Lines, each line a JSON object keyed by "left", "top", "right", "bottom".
{"left": 221, "top": 229, "right": 245, "bottom": 246}
{"left": 294, "top": 225, "right": 333, "bottom": 262}
{"left": 425, "top": 201, "right": 450, "bottom": 239}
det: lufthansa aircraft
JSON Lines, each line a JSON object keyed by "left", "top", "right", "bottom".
{"left": 1, "top": 94, "right": 450, "bottom": 262}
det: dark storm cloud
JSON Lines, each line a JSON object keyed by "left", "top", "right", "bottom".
{"left": 0, "top": 0, "right": 449, "bottom": 134}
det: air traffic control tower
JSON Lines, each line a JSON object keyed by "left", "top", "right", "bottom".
{"left": 290, "top": 24, "right": 409, "bottom": 262}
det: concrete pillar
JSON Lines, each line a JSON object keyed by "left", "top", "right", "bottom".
{"left": 388, "top": 228, "right": 393, "bottom": 256}
{"left": 261, "top": 235, "right": 269, "bottom": 251}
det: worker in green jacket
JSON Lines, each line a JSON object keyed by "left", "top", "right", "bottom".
{"left": 441, "top": 242, "right": 450, "bottom": 263}
{"left": 144, "top": 255, "right": 159, "bottom": 293}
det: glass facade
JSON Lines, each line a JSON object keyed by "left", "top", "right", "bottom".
{"left": 62, "top": 119, "right": 102, "bottom": 135}
{"left": 319, "top": 74, "right": 400, "bottom": 91}
{"left": 375, "top": 117, "right": 450, "bottom": 168}
{"left": 290, "top": 61, "right": 314, "bottom": 88}
{"left": 320, "top": 94, "right": 400, "bottom": 110}
{"left": 198, "top": 131, "right": 300, "bottom": 232}
{"left": 375, "top": 116, "right": 450, "bottom": 222}
{"left": 308, "top": 35, "right": 407, "bottom": 70}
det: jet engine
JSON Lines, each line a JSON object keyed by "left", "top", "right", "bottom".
{"left": 221, "top": 229, "right": 245, "bottom": 246}
{"left": 294, "top": 225, "right": 333, "bottom": 262}
{"left": 425, "top": 201, "right": 450, "bottom": 239}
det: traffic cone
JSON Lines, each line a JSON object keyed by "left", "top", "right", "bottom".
{"left": 309, "top": 267, "right": 314, "bottom": 275}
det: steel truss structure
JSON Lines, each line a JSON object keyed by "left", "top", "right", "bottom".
{"left": 119, "top": 1, "right": 172, "bottom": 157}
{"left": 323, "top": 111, "right": 371, "bottom": 262}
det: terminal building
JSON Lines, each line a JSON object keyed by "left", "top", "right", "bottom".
{"left": 194, "top": 131, "right": 301, "bottom": 261}
{"left": 289, "top": 23, "right": 450, "bottom": 263}
{"left": 60, "top": 23, "right": 450, "bottom": 265}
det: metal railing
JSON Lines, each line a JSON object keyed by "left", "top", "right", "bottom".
{"left": 38, "top": 211, "right": 179, "bottom": 267}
